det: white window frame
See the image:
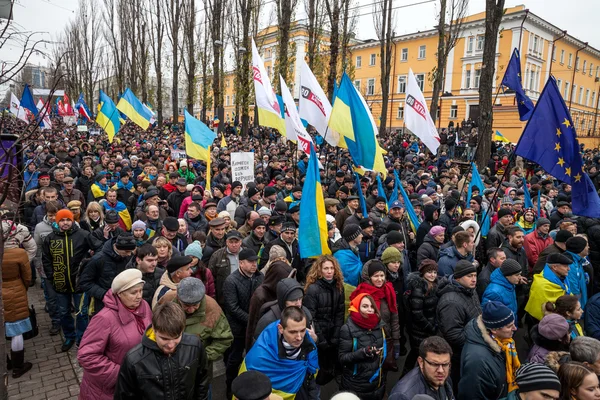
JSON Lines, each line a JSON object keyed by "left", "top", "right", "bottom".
{"left": 564, "top": 82, "right": 570, "bottom": 100}
{"left": 397, "top": 106, "right": 404, "bottom": 119}
{"left": 397, "top": 75, "right": 407, "bottom": 93}
{"left": 465, "top": 69, "right": 471, "bottom": 88}
{"left": 476, "top": 35, "right": 484, "bottom": 51}
{"left": 450, "top": 105, "right": 458, "bottom": 119}
{"left": 367, "top": 78, "right": 376, "bottom": 95}
{"left": 416, "top": 74, "right": 425, "bottom": 91}
{"left": 474, "top": 69, "right": 481, "bottom": 89}
{"left": 467, "top": 37, "right": 474, "bottom": 53}
{"left": 370, "top": 54, "right": 376, "bottom": 66}
{"left": 583, "top": 60, "right": 587, "bottom": 74}
{"left": 401, "top": 48, "right": 408, "bottom": 62}
{"left": 560, "top": 50, "right": 565, "bottom": 64}
{"left": 418, "top": 45, "right": 426, "bottom": 59}
{"left": 568, "top": 53, "right": 573, "bottom": 68}
{"left": 354, "top": 80, "right": 361, "bottom": 91}
{"left": 356, "top": 56, "right": 362, "bottom": 68}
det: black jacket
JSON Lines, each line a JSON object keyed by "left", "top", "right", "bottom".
{"left": 114, "top": 330, "right": 209, "bottom": 400}
{"left": 242, "top": 232, "right": 266, "bottom": 255}
{"left": 126, "top": 258, "right": 165, "bottom": 306}
{"left": 438, "top": 211, "right": 457, "bottom": 242}
{"left": 486, "top": 222, "right": 508, "bottom": 250}
{"left": 222, "top": 269, "right": 264, "bottom": 336}
{"left": 416, "top": 204, "right": 439, "bottom": 248}
{"left": 303, "top": 278, "right": 345, "bottom": 348}
{"left": 167, "top": 190, "right": 189, "bottom": 218}
{"left": 339, "top": 318, "right": 387, "bottom": 399}
{"left": 234, "top": 199, "right": 260, "bottom": 227}
{"left": 476, "top": 263, "right": 495, "bottom": 300}
{"left": 458, "top": 317, "right": 507, "bottom": 400}
{"left": 389, "top": 366, "right": 454, "bottom": 400}
{"left": 260, "top": 236, "right": 304, "bottom": 280}
{"left": 79, "top": 238, "right": 133, "bottom": 314}
{"left": 406, "top": 272, "right": 439, "bottom": 346}
{"left": 417, "top": 235, "right": 441, "bottom": 266}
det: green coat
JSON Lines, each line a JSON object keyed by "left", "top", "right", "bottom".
{"left": 178, "top": 168, "right": 196, "bottom": 184}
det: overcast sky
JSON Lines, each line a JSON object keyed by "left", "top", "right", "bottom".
{"left": 2, "top": 0, "right": 599, "bottom": 73}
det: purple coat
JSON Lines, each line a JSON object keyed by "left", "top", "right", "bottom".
{"left": 77, "top": 289, "right": 152, "bottom": 400}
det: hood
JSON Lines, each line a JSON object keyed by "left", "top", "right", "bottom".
{"left": 459, "top": 220, "right": 481, "bottom": 246}
{"left": 423, "top": 234, "right": 441, "bottom": 248}
{"left": 424, "top": 204, "right": 439, "bottom": 223}
{"left": 489, "top": 268, "right": 514, "bottom": 292}
{"left": 545, "top": 351, "right": 570, "bottom": 373}
{"left": 103, "top": 289, "right": 120, "bottom": 311}
{"left": 406, "top": 271, "right": 435, "bottom": 291}
{"left": 276, "top": 278, "right": 303, "bottom": 310}
{"left": 262, "top": 261, "right": 294, "bottom": 293}
{"left": 361, "top": 259, "right": 380, "bottom": 282}
{"left": 464, "top": 316, "right": 501, "bottom": 354}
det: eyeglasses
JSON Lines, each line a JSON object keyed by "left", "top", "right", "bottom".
{"left": 423, "top": 358, "right": 451, "bottom": 370}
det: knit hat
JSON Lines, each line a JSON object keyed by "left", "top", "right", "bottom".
{"left": 252, "top": 219, "right": 267, "bottom": 230}
{"left": 184, "top": 240, "right": 203, "bottom": 259}
{"left": 359, "top": 218, "right": 374, "bottom": 230}
{"left": 231, "top": 181, "right": 243, "bottom": 190}
{"left": 515, "top": 363, "right": 561, "bottom": 393}
{"left": 536, "top": 218, "right": 551, "bottom": 227}
{"left": 501, "top": 196, "right": 513, "bottom": 205}
{"left": 263, "top": 186, "right": 277, "bottom": 197}
{"left": 500, "top": 259, "right": 523, "bottom": 277}
{"left": 555, "top": 230, "right": 574, "bottom": 243}
{"left": 453, "top": 260, "right": 476, "bottom": 279}
{"left": 471, "top": 195, "right": 483, "bottom": 206}
{"left": 343, "top": 224, "right": 362, "bottom": 242}
{"left": 115, "top": 234, "right": 137, "bottom": 250}
{"left": 105, "top": 210, "right": 120, "bottom": 224}
{"left": 482, "top": 301, "right": 515, "bottom": 329}
{"left": 429, "top": 226, "right": 445, "bottom": 237}
{"left": 419, "top": 259, "right": 438, "bottom": 275}
{"left": 281, "top": 222, "right": 297, "bottom": 233}
{"left": 55, "top": 209, "right": 74, "bottom": 222}
{"left": 566, "top": 236, "right": 587, "bottom": 254}
{"left": 257, "top": 207, "right": 272, "bottom": 217}
{"left": 367, "top": 260, "right": 386, "bottom": 277}
{"left": 386, "top": 231, "right": 405, "bottom": 245}
{"left": 232, "top": 370, "right": 272, "bottom": 400}
{"left": 247, "top": 187, "right": 260, "bottom": 198}
{"left": 163, "top": 216, "right": 180, "bottom": 231}
{"left": 167, "top": 255, "right": 193, "bottom": 274}
{"left": 131, "top": 220, "right": 146, "bottom": 231}
{"left": 381, "top": 247, "right": 402, "bottom": 265}
{"left": 177, "top": 277, "right": 206, "bottom": 304}
{"left": 444, "top": 198, "right": 457, "bottom": 210}
{"left": 538, "top": 314, "right": 569, "bottom": 340}
{"left": 375, "top": 196, "right": 387, "bottom": 204}
{"left": 111, "top": 269, "right": 145, "bottom": 295}
{"left": 497, "top": 208, "right": 513, "bottom": 219}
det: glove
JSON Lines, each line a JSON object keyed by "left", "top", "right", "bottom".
{"left": 363, "top": 346, "right": 376, "bottom": 358}
{"left": 394, "top": 344, "right": 401, "bottom": 359}
{"left": 585, "top": 272, "right": 590, "bottom": 284}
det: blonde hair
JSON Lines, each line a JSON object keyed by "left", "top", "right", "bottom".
{"left": 83, "top": 202, "right": 104, "bottom": 225}
{"left": 152, "top": 236, "right": 173, "bottom": 258}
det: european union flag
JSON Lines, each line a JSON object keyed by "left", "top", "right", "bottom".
{"left": 502, "top": 49, "right": 535, "bottom": 121}
{"left": 514, "top": 77, "right": 600, "bottom": 218}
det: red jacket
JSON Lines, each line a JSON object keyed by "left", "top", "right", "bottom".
{"left": 523, "top": 229, "right": 554, "bottom": 272}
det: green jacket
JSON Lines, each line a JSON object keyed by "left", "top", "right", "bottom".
{"left": 178, "top": 168, "right": 196, "bottom": 184}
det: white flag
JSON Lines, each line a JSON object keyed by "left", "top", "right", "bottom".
{"left": 280, "top": 75, "right": 314, "bottom": 152}
{"left": 405, "top": 69, "right": 440, "bottom": 154}
{"left": 36, "top": 99, "right": 52, "bottom": 130}
{"left": 251, "top": 39, "right": 286, "bottom": 135}
{"left": 299, "top": 60, "right": 341, "bottom": 147}
{"left": 10, "top": 93, "right": 28, "bottom": 123}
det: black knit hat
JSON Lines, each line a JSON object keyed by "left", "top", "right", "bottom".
{"left": 105, "top": 210, "right": 119, "bottom": 224}
{"left": 367, "top": 260, "right": 386, "bottom": 277}
{"left": 343, "top": 224, "right": 362, "bottom": 242}
{"left": 115, "top": 234, "right": 136, "bottom": 251}
{"left": 555, "top": 230, "right": 573, "bottom": 243}
{"left": 515, "top": 363, "right": 561, "bottom": 393}
{"left": 566, "top": 236, "right": 587, "bottom": 254}
{"left": 500, "top": 259, "right": 522, "bottom": 276}
{"left": 497, "top": 208, "right": 513, "bottom": 219}
{"left": 375, "top": 196, "right": 387, "bottom": 204}
{"left": 454, "top": 260, "right": 476, "bottom": 278}
{"left": 359, "top": 218, "right": 374, "bottom": 229}
{"left": 386, "top": 231, "right": 404, "bottom": 245}
{"left": 232, "top": 370, "right": 272, "bottom": 400}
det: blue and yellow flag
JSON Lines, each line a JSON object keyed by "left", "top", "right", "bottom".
{"left": 495, "top": 130, "right": 511, "bottom": 143}
{"left": 328, "top": 73, "right": 386, "bottom": 175}
{"left": 116, "top": 88, "right": 153, "bottom": 130}
{"left": 298, "top": 145, "right": 331, "bottom": 258}
{"left": 467, "top": 162, "right": 485, "bottom": 205}
{"left": 184, "top": 109, "right": 216, "bottom": 190}
{"left": 354, "top": 173, "right": 368, "bottom": 216}
{"left": 514, "top": 77, "right": 600, "bottom": 218}
{"left": 376, "top": 174, "right": 388, "bottom": 211}
{"left": 395, "top": 171, "right": 420, "bottom": 233}
{"left": 522, "top": 177, "right": 534, "bottom": 209}
{"left": 501, "top": 48, "right": 535, "bottom": 121}
{"left": 239, "top": 320, "right": 319, "bottom": 400}
{"left": 96, "top": 90, "right": 121, "bottom": 143}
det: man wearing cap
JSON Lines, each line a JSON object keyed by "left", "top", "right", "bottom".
{"left": 79, "top": 233, "right": 137, "bottom": 316}
{"left": 368, "top": 196, "right": 388, "bottom": 229}
{"left": 243, "top": 219, "right": 267, "bottom": 255}
{"left": 487, "top": 208, "right": 515, "bottom": 249}
{"left": 523, "top": 217, "right": 553, "bottom": 271}
{"left": 565, "top": 236, "right": 591, "bottom": 309}
{"left": 175, "top": 277, "right": 233, "bottom": 385}
{"left": 135, "top": 189, "right": 170, "bottom": 221}
{"left": 148, "top": 216, "right": 188, "bottom": 253}
{"left": 459, "top": 301, "right": 519, "bottom": 400}
{"left": 217, "top": 180, "right": 243, "bottom": 218}
{"left": 166, "top": 178, "right": 190, "bottom": 218}
{"left": 526, "top": 252, "right": 573, "bottom": 322}
{"left": 208, "top": 230, "right": 245, "bottom": 305}
{"left": 332, "top": 224, "right": 364, "bottom": 286}
{"left": 499, "top": 363, "right": 561, "bottom": 400}
{"left": 42, "top": 208, "right": 100, "bottom": 351}
{"left": 437, "top": 231, "right": 475, "bottom": 277}
{"left": 549, "top": 201, "right": 572, "bottom": 231}
{"left": 415, "top": 204, "right": 440, "bottom": 248}
{"left": 152, "top": 255, "right": 194, "bottom": 307}
{"left": 232, "top": 370, "right": 283, "bottom": 400}
{"left": 222, "top": 248, "right": 264, "bottom": 397}
{"left": 259, "top": 186, "right": 278, "bottom": 212}
{"left": 335, "top": 195, "right": 360, "bottom": 232}
{"left": 533, "top": 230, "right": 573, "bottom": 274}
{"left": 264, "top": 215, "right": 284, "bottom": 243}
{"left": 328, "top": 171, "right": 346, "bottom": 197}
{"left": 60, "top": 176, "right": 85, "bottom": 207}
{"left": 325, "top": 198, "right": 341, "bottom": 217}
{"left": 259, "top": 222, "right": 302, "bottom": 276}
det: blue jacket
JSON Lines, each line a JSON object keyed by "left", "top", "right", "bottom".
{"left": 566, "top": 251, "right": 588, "bottom": 309}
{"left": 333, "top": 240, "right": 363, "bottom": 287}
{"left": 437, "top": 246, "right": 474, "bottom": 277}
{"left": 482, "top": 268, "right": 518, "bottom": 322}
{"left": 24, "top": 169, "right": 39, "bottom": 191}
{"left": 585, "top": 293, "right": 600, "bottom": 340}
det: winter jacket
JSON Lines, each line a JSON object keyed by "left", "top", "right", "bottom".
{"left": 114, "top": 329, "right": 209, "bottom": 400}
{"left": 2, "top": 248, "right": 31, "bottom": 323}
{"left": 436, "top": 277, "right": 482, "bottom": 356}
{"left": 566, "top": 251, "right": 588, "bottom": 309}
{"left": 183, "top": 212, "right": 208, "bottom": 236}
{"left": 405, "top": 272, "right": 438, "bottom": 346}
{"left": 338, "top": 318, "right": 387, "bottom": 400}
{"left": 415, "top": 205, "right": 439, "bottom": 248}
{"left": 33, "top": 217, "right": 54, "bottom": 278}
{"left": 527, "top": 324, "right": 570, "bottom": 363}
{"left": 2, "top": 221, "right": 36, "bottom": 263}
{"left": 533, "top": 243, "right": 566, "bottom": 275}
{"left": 79, "top": 238, "right": 134, "bottom": 315}
{"left": 417, "top": 235, "right": 441, "bottom": 266}
{"left": 523, "top": 230, "right": 554, "bottom": 271}
{"left": 476, "top": 263, "right": 495, "bottom": 300}
{"left": 242, "top": 232, "right": 266, "bottom": 255}
{"left": 193, "top": 268, "right": 216, "bottom": 299}
{"left": 42, "top": 224, "right": 98, "bottom": 293}
{"left": 335, "top": 206, "right": 356, "bottom": 232}
{"left": 333, "top": 239, "right": 363, "bottom": 286}
{"left": 482, "top": 268, "right": 518, "bottom": 321}
{"left": 581, "top": 217, "right": 600, "bottom": 291}
{"left": 234, "top": 198, "right": 261, "bottom": 227}
{"left": 486, "top": 222, "right": 508, "bottom": 250}
{"left": 207, "top": 246, "right": 239, "bottom": 306}
{"left": 304, "top": 278, "right": 345, "bottom": 348}
{"left": 437, "top": 246, "right": 474, "bottom": 277}
{"left": 259, "top": 236, "right": 304, "bottom": 280}
{"left": 167, "top": 190, "right": 189, "bottom": 220}
{"left": 438, "top": 211, "right": 457, "bottom": 242}
{"left": 458, "top": 316, "right": 507, "bottom": 400}
{"left": 216, "top": 195, "right": 239, "bottom": 217}
{"left": 501, "top": 242, "right": 528, "bottom": 278}
{"left": 222, "top": 269, "right": 264, "bottom": 337}
{"left": 585, "top": 293, "right": 600, "bottom": 340}
{"left": 389, "top": 366, "right": 455, "bottom": 400}
{"left": 77, "top": 290, "right": 152, "bottom": 400}
{"left": 125, "top": 258, "right": 165, "bottom": 306}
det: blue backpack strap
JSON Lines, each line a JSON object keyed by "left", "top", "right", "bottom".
{"left": 369, "top": 328, "right": 387, "bottom": 384}
{"left": 353, "top": 337, "right": 358, "bottom": 376}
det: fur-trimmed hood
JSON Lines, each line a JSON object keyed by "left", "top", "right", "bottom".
{"left": 545, "top": 351, "right": 570, "bottom": 373}
{"left": 464, "top": 315, "right": 502, "bottom": 353}
{"left": 460, "top": 219, "right": 481, "bottom": 246}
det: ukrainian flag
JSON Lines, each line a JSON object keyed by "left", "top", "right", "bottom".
{"left": 328, "top": 73, "right": 386, "bottom": 176}
{"left": 116, "top": 88, "right": 153, "bottom": 130}
{"left": 376, "top": 174, "right": 388, "bottom": 211}
{"left": 395, "top": 171, "right": 420, "bottom": 233}
{"left": 184, "top": 109, "right": 216, "bottom": 189}
{"left": 299, "top": 145, "right": 331, "bottom": 258}
{"left": 96, "top": 90, "right": 121, "bottom": 143}
{"left": 239, "top": 320, "right": 319, "bottom": 400}
{"left": 495, "top": 130, "right": 511, "bottom": 143}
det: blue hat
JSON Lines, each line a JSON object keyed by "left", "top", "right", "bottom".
{"left": 390, "top": 200, "right": 404, "bottom": 209}
{"left": 184, "top": 240, "right": 203, "bottom": 259}
{"left": 482, "top": 301, "right": 515, "bottom": 329}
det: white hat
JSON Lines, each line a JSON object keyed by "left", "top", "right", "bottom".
{"left": 111, "top": 269, "right": 145, "bottom": 294}
{"left": 180, "top": 159, "right": 188, "bottom": 167}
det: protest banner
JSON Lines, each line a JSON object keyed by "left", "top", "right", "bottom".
{"left": 231, "top": 152, "right": 255, "bottom": 188}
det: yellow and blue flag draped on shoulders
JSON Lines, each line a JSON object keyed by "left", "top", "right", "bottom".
{"left": 395, "top": 171, "right": 420, "bottom": 233}
{"left": 102, "top": 201, "right": 132, "bottom": 231}
{"left": 116, "top": 88, "right": 153, "bottom": 130}
{"left": 328, "top": 73, "right": 386, "bottom": 176}
{"left": 514, "top": 77, "right": 600, "bottom": 218}
{"left": 239, "top": 320, "right": 319, "bottom": 400}
{"left": 184, "top": 109, "right": 216, "bottom": 190}
{"left": 298, "top": 145, "right": 330, "bottom": 258}
{"left": 96, "top": 90, "right": 121, "bottom": 143}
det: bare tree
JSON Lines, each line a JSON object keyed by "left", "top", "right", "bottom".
{"left": 0, "top": 19, "right": 49, "bottom": 86}
{"left": 77, "top": 0, "right": 103, "bottom": 109}
{"left": 149, "top": 0, "right": 165, "bottom": 124}
{"left": 476, "top": 0, "right": 505, "bottom": 169}
{"left": 203, "top": 0, "right": 225, "bottom": 125}
{"left": 323, "top": 0, "right": 353, "bottom": 99}
{"left": 181, "top": 0, "right": 197, "bottom": 114}
{"left": 103, "top": 0, "right": 126, "bottom": 96}
{"left": 137, "top": 0, "right": 150, "bottom": 103}
{"left": 198, "top": 11, "right": 212, "bottom": 122}
{"left": 430, "top": 0, "right": 468, "bottom": 122}
{"left": 305, "top": 0, "right": 325, "bottom": 70}
{"left": 164, "top": 0, "right": 184, "bottom": 119}
{"left": 275, "top": 0, "right": 298, "bottom": 84}
{"left": 374, "top": 0, "right": 394, "bottom": 135}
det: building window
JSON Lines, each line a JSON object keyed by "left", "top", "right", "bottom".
{"left": 226, "top": 95, "right": 230, "bottom": 106}
{"left": 592, "top": 92, "right": 597, "bottom": 109}
{"left": 465, "top": 70, "right": 471, "bottom": 88}
{"left": 552, "top": 46, "right": 556, "bottom": 61}
{"left": 416, "top": 74, "right": 425, "bottom": 91}
{"left": 474, "top": 69, "right": 481, "bottom": 88}
{"left": 533, "top": 35, "right": 539, "bottom": 53}
{"left": 579, "top": 87, "right": 584, "bottom": 104}
{"left": 529, "top": 66, "right": 535, "bottom": 91}
{"left": 370, "top": 54, "right": 376, "bottom": 66}
{"left": 572, "top": 85, "right": 577, "bottom": 102}
{"left": 560, "top": 50, "right": 565, "bottom": 64}
{"left": 590, "top": 63, "right": 594, "bottom": 76}
{"left": 419, "top": 45, "right": 426, "bottom": 59}
{"left": 583, "top": 60, "right": 587, "bottom": 74}
{"left": 557, "top": 79, "right": 562, "bottom": 91}
{"left": 476, "top": 35, "right": 484, "bottom": 51}
{"left": 597, "top": 66, "right": 600, "bottom": 78}
{"left": 397, "top": 106, "right": 404, "bottom": 119}
{"left": 576, "top": 56, "right": 580, "bottom": 71}
{"left": 367, "top": 78, "right": 375, "bottom": 95}
{"left": 564, "top": 82, "right": 570, "bottom": 99}
{"left": 397, "top": 75, "right": 407, "bottom": 93}
{"left": 586, "top": 89, "right": 590, "bottom": 106}
{"left": 568, "top": 53, "right": 573, "bottom": 68}
{"left": 354, "top": 80, "right": 361, "bottom": 91}
{"left": 401, "top": 48, "right": 408, "bottom": 61}
{"left": 467, "top": 37, "right": 474, "bottom": 53}
{"left": 450, "top": 105, "right": 458, "bottom": 119}
{"left": 356, "top": 56, "right": 362, "bottom": 68}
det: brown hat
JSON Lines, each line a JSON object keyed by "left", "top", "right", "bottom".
{"left": 419, "top": 259, "right": 438, "bottom": 275}
{"left": 63, "top": 176, "right": 74, "bottom": 183}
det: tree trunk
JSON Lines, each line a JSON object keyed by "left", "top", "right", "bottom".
{"left": 430, "top": 0, "right": 447, "bottom": 122}
{"left": 378, "top": 0, "right": 393, "bottom": 135}
{"left": 276, "top": 0, "right": 294, "bottom": 84}
{"left": 325, "top": 0, "right": 340, "bottom": 100}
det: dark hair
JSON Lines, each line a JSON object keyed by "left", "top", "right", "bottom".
{"left": 136, "top": 243, "right": 158, "bottom": 260}
{"left": 45, "top": 200, "right": 61, "bottom": 214}
{"left": 152, "top": 302, "right": 186, "bottom": 338}
{"left": 546, "top": 295, "right": 580, "bottom": 317}
{"left": 419, "top": 336, "right": 453, "bottom": 359}
{"left": 506, "top": 225, "right": 523, "bottom": 237}
{"left": 191, "top": 231, "right": 206, "bottom": 243}
{"left": 487, "top": 247, "right": 505, "bottom": 259}
{"left": 169, "top": 172, "right": 179, "bottom": 179}
{"left": 106, "top": 188, "right": 118, "bottom": 196}
{"left": 280, "top": 306, "right": 306, "bottom": 329}
{"left": 188, "top": 202, "right": 201, "bottom": 211}
{"left": 454, "top": 231, "right": 472, "bottom": 248}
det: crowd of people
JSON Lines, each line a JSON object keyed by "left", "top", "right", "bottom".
{"left": 4, "top": 112, "right": 600, "bottom": 400}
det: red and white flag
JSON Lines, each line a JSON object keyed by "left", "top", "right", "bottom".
{"left": 405, "top": 69, "right": 440, "bottom": 154}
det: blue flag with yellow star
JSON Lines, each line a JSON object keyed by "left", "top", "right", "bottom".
{"left": 501, "top": 48, "right": 535, "bottom": 121}
{"left": 514, "top": 77, "right": 600, "bottom": 218}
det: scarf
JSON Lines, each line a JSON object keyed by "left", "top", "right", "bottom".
{"left": 542, "top": 265, "right": 570, "bottom": 294}
{"left": 116, "top": 180, "right": 134, "bottom": 191}
{"left": 349, "top": 293, "right": 381, "bottom": 330}
{"left": 492, "top": 335, "right": 520, "bottom": 392}
{"left": 95, "top": 181, "right": 109, "bottom": 193}
{"left": 280, "top": 337, "right": 302, "bottom": 360}
{"left": 125, "top": 304, "right": 148, "bottom": 335}
{"left": 351, "top": 281, "right": 398, "bottom": 313}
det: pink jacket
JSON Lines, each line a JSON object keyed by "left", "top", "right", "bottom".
{"left": 77, "top": 289, "right": 152, "bottom": 400}
{"left": 524, "top": 230, "right": 554, "bottom": 272}
{"left": 179, "top": 195, "right": 194, "bottom": 218}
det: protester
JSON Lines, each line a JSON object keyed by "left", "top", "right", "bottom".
{"left": 528, "top": 313, "right": 571, "bottom": 363}
{"left": 499, "top": 363, "right": 561, "bottom": 400}
{"left": 482, "top": 259, "right": 524, "bottom": 322}
{"left": 547, "top": 295, "right": 584, "bottom": 339}
{"left": 523, "top": 217, "right": 553, "bottom": 271}
{"left": 476, "top": 247, "right": 507, "bottom": 299}
{"left": 126, "top": 244, "right": 163, "bottom": 306}
{"left": 557, "top": 362, "right": 600, "bottom": 400}
{"left": 152, "top": 255, "right": 194, "bottom": 307}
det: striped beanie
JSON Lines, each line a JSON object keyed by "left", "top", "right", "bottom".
{"left": 515, "top": 363, "right": 561, "bottom": 393}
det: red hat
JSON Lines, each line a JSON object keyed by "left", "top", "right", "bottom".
{"left": 55, "top": 209, "right": 74, "bottom": 222}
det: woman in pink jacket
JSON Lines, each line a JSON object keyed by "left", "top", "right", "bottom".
{"left": 77, "top": 269, "right": 152, "bottom": 400}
